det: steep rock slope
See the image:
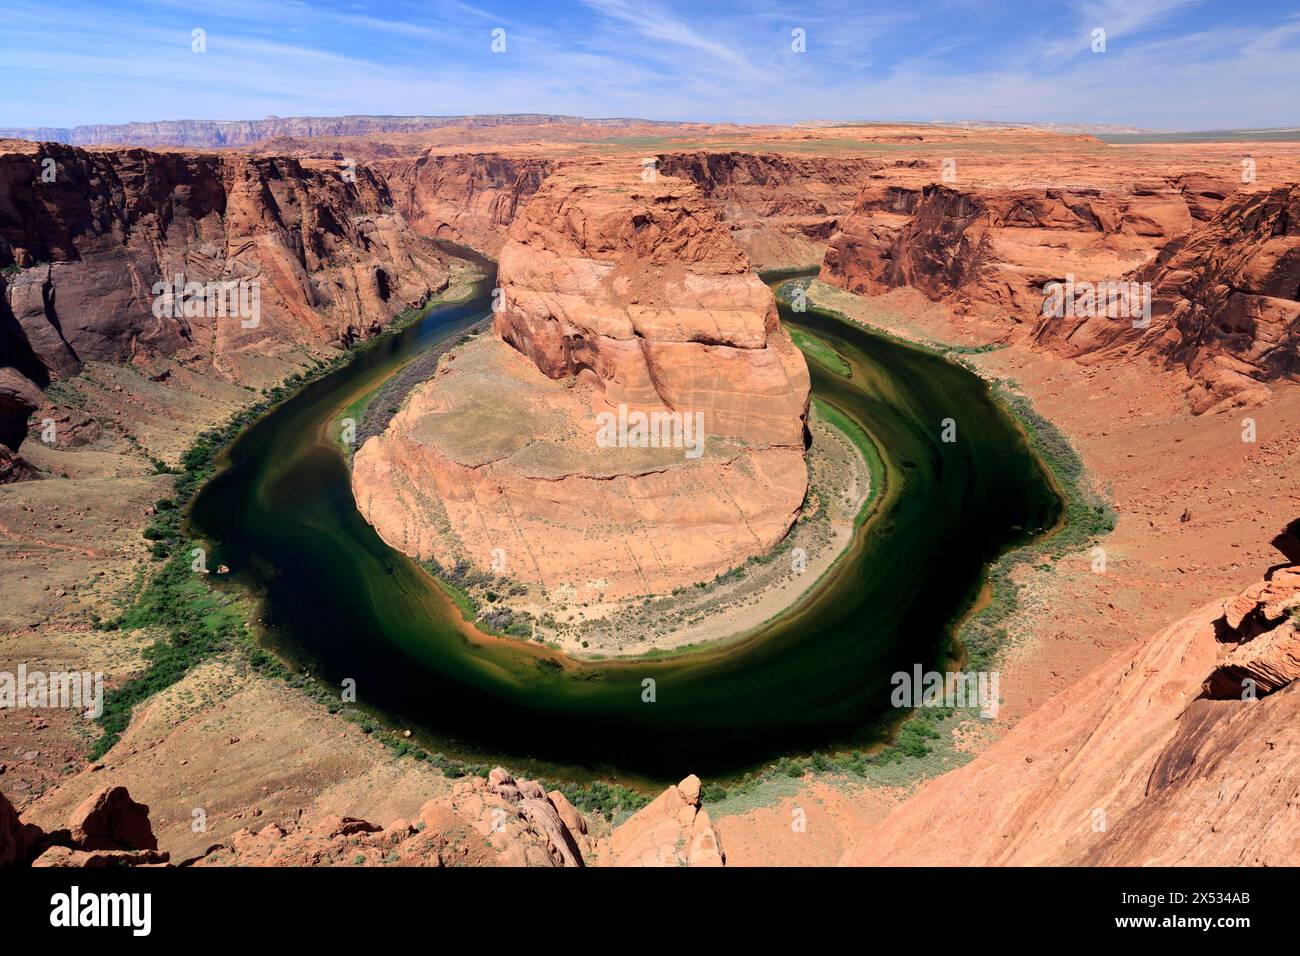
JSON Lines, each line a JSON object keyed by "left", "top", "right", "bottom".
{"left": 378, "top": 151, "right": 555, "bottom": 255}
{"left": 844, "top": 565, "right": 1300, "bottom": 866}
{"left": 1036, "top": 184, "right": 1300, "bottom": 412}
{"left": 657, "top": 151, "right": 889, "bottom": 268}
{"left": 820, "top": 176, "right": 1230, "bottom": 318}
{"left": 353, "top": 166, "right": 810, "bottom": 602}
{"left": 0, "top": 139, "right": 449, "bottom": 469}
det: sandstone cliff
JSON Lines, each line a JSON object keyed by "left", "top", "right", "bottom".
{"left": 0, "top": 139, "right": 449, "bottom": 463}
{"left": 657, "top": 151, "right": 891, "bottom": 268}
{"left": 353, "top": 166, "right": 810, "bottom": 602}
{"left": 378, "top": 151, "right": 555, "bottom": 254}
{"left": 820, "top": 176, "right": 1230, "bottom": 318}
{"left": 844, "top": 565, "right": 1300, "bottom": 866}
{"left": 1035, "top": 184, "right": 1300, "bottom": 412}
{"left": 818, "top": 174, "right": 1300, "bottom": 409}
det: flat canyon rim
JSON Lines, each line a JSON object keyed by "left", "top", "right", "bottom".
{"left": 184, "top": 260, "right": 1064, "bottom": 785}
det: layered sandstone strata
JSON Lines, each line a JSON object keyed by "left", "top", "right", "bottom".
{"left": 820, "top": 176, "right": 1231, "bottom": 318}
{"left": 819, "top": 175, "right": 1300, "bottom": 409}
{"left": 0, "top": 140, "right": 449, "bottom": 397}
{"left": 354, "top": 166, "right": 810, "bottom": 602}
{"left": 844, "top": 565, "right": 1300, "bottom": 866}
{"left": 1036, "top": 184, "right": 1300, "bottom": 412}
{"left": 379, "top": 151, "right": 555, "bottom": 254}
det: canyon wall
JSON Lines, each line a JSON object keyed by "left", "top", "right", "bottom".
{"left": 818, "top": 174, "right": 1300, "bottom": 408}
{"left": 1035, "top": 183, "right": 1300, "bottom": 412}
{"left": 353, "top": 166, "right": 811, "bottom": 602}
{"left": 658, "top": 151, "right": 903, "bottom": 269}
{"left": 820, "top": 176, "right": 1231, "bottom": 316}
{"left": 0, "top": 139, "right": 449, "bottom": 465}
{"left": 845, "top": 565, "right": 1300, "bottom": 866}
{"left": 378, "top": 151, "right": 555, "bottom": 254}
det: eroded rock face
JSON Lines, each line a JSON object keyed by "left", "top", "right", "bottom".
{"left": 190, "top": 768, "right": 591, "bottom": 868}
{"left": 68, "top": 785, "right": 158, "bottom": 852}
{"left": 602, "top": 773, "right": 725, "bottom": 866}
{"left": 1037, "top": 184, "right": 1300, "bottom": 412}
{"left": 0, "top": 140, "right": 449, "bottom": 398}
{"left": 657, "top": 151, "right": 894, "bottom": 269}
{"left": 1, "top": 785, "right": 167, "bottom": 867}
{"left": 379, "top": 151, "right": 554, "bottom": 254}
{"left": 495, "top": 166, "right": 810, "bottom": 447}
{"left": 354, "top": 166, "right": 810, "bottom": 601}
{"left": 820, "top": 178, "right": 1230, "bottom": 319}
{"left": 0, "top": 366, "right": 42, "bottom": 477}
{"left": 819, "top": 174, "right": 1300, "bottom": 411}
{"left": 843, "top": 564, "right": 1300, "bottom": 867}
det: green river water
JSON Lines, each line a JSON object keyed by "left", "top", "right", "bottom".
{"left": 190, "top": 259, "right": 1061, "bottom": 784}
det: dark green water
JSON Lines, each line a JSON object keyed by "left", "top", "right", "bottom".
{"left": 190, "top": 261, "right": 1061, "bottom": 784}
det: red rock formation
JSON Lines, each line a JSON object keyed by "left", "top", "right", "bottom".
{"left": 68, "top": 785, "right": 158, "bottom": 852}
{"left": 1, "top": 785, "right": 167, "bottom": 867}
{"left": 0, "top": 140, "right": 449, "bottom": 397}
{"left": 354, "top": 166, "right": 811, "bottom": 601}
{"left": 378, "top": 151, "right": 554, "bottom": 254}
{"left": 600, "top": 773, "right": 725, "bottom": 866}
{"left": 843, "top": 565, "right": 1300, "bottom": 866}
{"left": 1037, "top": 184, "right": 1300, "bottom": 412}
{"left": 820, "top": 177, "right": 1230, "bottom": 319}
{"left": 495, "top": 166, "right": 810, "bottom": 447}
{"left": 0, "top": 366, "right": 42, "bottom": 480}
{"left": 657, "top": 151, "right": 887, "bottom": 268}
{"left": 190, "top": 768, "right": 591, "bottom": 868}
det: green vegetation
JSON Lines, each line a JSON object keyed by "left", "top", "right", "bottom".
{"left": 791, "top": 328, "right": 852, "bottom": 377}
{"left": 811, "top": 397, "right": 884, "bottom": 528}
{"left": 557, "top": 780, "right": 651, "bottom": 822}
{"left": 86, "top": 293, "right": 456, "bottom": 757}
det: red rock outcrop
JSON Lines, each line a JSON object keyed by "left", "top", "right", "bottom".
{"left": 1, "top": 785, "right": 167, "bottom": 867}
{"left": 843, "top": 565, "right": 1300, "bottom": 866}
{"left": 378, "top": 151, "right": 554, "bottom": 254}
{"left": 657, "top": 151, "right": 891, "bottom": 268}
{"left": 354, "top": 166, "right": 811, "bottom": 601}
{"left": 495, "top": 166, "right": 809, "bottom": 447}
{"left": 0, "top": 139, "right": 449, "bottom": 402}
{"left": 599, "top": 773, "right": 725, "bottom": 866}
{"left": 820, "top": 177, "right": 1230, "bottom": 319}
{"left": 1036, "top": 184, "right": 1300, "bottom": 412}
{"left": 68, "top": 785, "right": 159, "bottom": 852}
{"left": 0, "top": 365, "right": 42, "bottom": 480}
{"left": 190, "top": 768, "right": 590, "bottom": 868}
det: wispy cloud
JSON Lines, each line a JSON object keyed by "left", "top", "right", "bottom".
{"left": 0, "top": 0, "right": 1295, "bottom": 129}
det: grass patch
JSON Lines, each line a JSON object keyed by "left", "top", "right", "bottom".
{"left": 791, "top": 328, "right": 851, "bottom": 376}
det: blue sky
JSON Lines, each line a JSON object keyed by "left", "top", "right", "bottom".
{"left": 2, "top": 0, "right": 1297, "bottom": 129}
